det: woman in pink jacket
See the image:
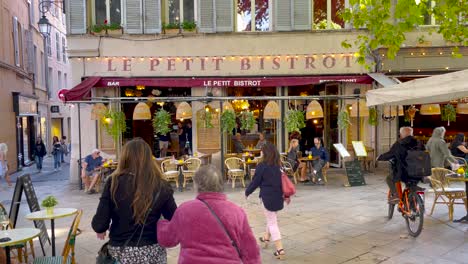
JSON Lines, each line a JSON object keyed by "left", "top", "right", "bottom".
{"left": 157, "top": 165, "right": 261, "bottom": 264}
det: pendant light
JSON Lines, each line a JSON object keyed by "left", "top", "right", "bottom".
{"left": 176, "top": 102, "right": 192, "bottom": 120}
{"left": 350, "top": 100, "right": 369, "bottom": 117}
{"left": 420, "top": 104, "right": 441, "bottom": 115}
{"left": 306, "top": 100, "right": 324, "bottom": 119}
{"left": 133, "top": 102, "right": 151, "bottom": 120}
{"left": 91, "top": 103, "right": 108, "bottom": 120}
{"left": 263, "top": 101, "right": 280, "bottom": 120}
{"left": 456, "top": 103, "right": 468, "bottom": 114}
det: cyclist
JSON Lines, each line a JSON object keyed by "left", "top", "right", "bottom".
{"left": 377, "top": 127, "right": 425, "bottom": 202}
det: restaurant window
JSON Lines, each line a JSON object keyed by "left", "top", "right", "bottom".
{"left": 313, "top": 0, "right": 344, "bottom": 29}
{"left": 94, "top": 0, "right": 122, "bottom": 25}
{"left": 166, "top": 0, "right": 195, "bottom": 24}
{"left": 237, "top": 0, "right": 270, "bottom": 32}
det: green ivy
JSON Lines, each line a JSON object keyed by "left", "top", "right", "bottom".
{"left": 152, "top": 109, "right": 172, "bottom": 135}
{"left": 441, "top": 104, "right": 456, "bottom": 126}
{"left": 102, "top": 110, "right": 127, "bottom": 144}
{"left": 368, "top": 108, "right": 378, "bottom": 126}
{"left": 285, "top": 110, "right": 306, "bottom": 133}
{"left": 338, "top": 110, "right": 351, "bottom": 131}
{"left": 240, "top": 111, "right": 255, "bottom": 131}
{"left": 221, "top": 110, "right": 236, "bottom": 133}
{"left": 204, "top": 111, "right": 214, "bottom": 128}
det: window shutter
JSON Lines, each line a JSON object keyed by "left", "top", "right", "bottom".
{"left": 144, "top": 0, "right": 161, "bottom": 34}
{"left": 293, "top": 0, "right": 311, "bottom": 30}
{"left": 67, "top": 0, "right": 86, "bottom": 34}
{"left": 198, "top": 0, "right": 215, "bottom": 33}
{"left": 13, "top": 17, "right": 20, "bottom": 66}
{"left": 26, "top": 30, "right": 34, "bottom": 73}
{"left": 275, "top": 0, "right": 292, "bottom": 31}
{"left": 126, "top": 0, "right": 143, "bottom": 34}
{"left": 215, "top": 0, "right": 233, "bottom": 32}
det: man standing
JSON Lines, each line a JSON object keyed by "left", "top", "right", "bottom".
{"left": 159, "top": 132, "right": 170, "bottom": 158}
{"left": 81, "top": 149, "right": 104, "bottom": 194}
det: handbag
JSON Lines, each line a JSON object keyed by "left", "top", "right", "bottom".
{"left": 281, "top": 170, "right": 296, "bottom": 198}
{"left": 96, "top": 191, "right": 161, "bottom": 264}
{"left": 197, "top": 198, "right": 242, "bottom": 260}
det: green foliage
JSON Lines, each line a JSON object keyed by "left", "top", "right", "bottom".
{"left": 341, "top": 0, "right": 468, "bottom": 69}
{"left": 285, "top": 110, "right": 306, "bottom": 133}
{"left": 91, "top": 23, "right": 122, "bottom": 33}
{"left": 338, "top": 110, "right": 351, "bottom": 131}
{"left": 152, "top": 109, "right": 172, "bottom": 135}
{"left": 163, "top": 22, "right": 180, "bottom": 30}
{"left": 441, "top": 104, "right": 456, "bottom": 126}
{"left": 91, "top": 24, "right": 105, "bottom": 33}
{"left": 182, "top": 21, "right": 197, "bottom": 31}
{"left": 221, "top": 110, "right": 236, "bottom": 133}
{"left": 107, "top": 23, "right": 123, "bottom": 30}
{"left": 240, "top": 111, "right": 255, "bottom": 131}
{"left": 204, "top": 111, "right": 214, "bottom": 128}
{"left": 313, "top": 20, "right": 342, "bottom": 30}
{"left": 368, "top": 108, "right": 378, "bottom": 126}
{"left": 102, "top": 110, "right": 127, "bottom": 144}
{"left": 41, "top": 196, "right": 58, "bottom": 208}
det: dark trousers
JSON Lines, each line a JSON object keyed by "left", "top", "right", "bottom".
{"left": 35, "top": 156, "right": 43, "bottom": 170}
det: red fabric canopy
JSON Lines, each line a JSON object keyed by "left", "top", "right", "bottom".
{"left": 61, "top": 75, "right": 372, "bottom": 101}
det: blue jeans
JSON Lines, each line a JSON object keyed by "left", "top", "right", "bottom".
{"left": 53, "top": 152, "right": 61, "bottom": 169}
{"left": 35, "top": 156, "right": 43, "bottom": 170}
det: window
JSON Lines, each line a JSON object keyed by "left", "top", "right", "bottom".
{"left": 94, "top": 0, "right": 122, "bottom": 25}
{"left": 166, "top": 0, "right": 195, "bottom": 24}
{"left": 55, "top": 32, "right": 60, "bottom": 61}
{"left": 64, "top": 73, "right": 68, "bottom": 88}
{"left": 33, "top": 45, "right": 38, "bottom": 83}
{"left": 13, "top": 17, "right": 20, "bottom": 66}
{"left": 313, "top": 0, "right": 344, "bottom": 29}
{"left": 58, "top": 71, "right": 62, "bottom": 91}
{"left": 46, "top": 34, "right": 52, "bottom": 57}
{"left": 236, "top": 0, "right": 270, "bottom": 32}
{"left": 40, "top": 51, "right": 45, "bottom": 85}
{"left": 28, "top": 0, "right": 35, "bottom": 26}
{"left": 62, "top": 37, "right": 66, "bottom": 62}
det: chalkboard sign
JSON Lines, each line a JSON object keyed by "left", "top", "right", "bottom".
{"left": 344, "top": 160, "right": 366, "bottom": 186}
{"left": 9, "top": 174, "right": 50, "bottom": 255}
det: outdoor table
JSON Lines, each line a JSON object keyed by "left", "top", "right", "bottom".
{"left": 25, "top": 208, "right": 78, "bottom": 256}
{"left": 243, "top": 149, "right": 261, "bottom": 156}
{"left": 0, "top": 228, "right": 40, "bottom": 264}
{"left": 299, "top": 157, "right": 319, "bottom": 180}
{"left": 245, "top": 159, "right": 259, "bottom": 179}
{"left": 447, "top": 174, "right": 468, "bottom": 222}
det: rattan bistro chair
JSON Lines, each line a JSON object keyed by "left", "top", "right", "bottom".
{"left": 280, "top": 156, "right": 298, "bottom": 184}
{"left": 428, "top": 168, "right": 467, "bottom": 221}
{"left": 225, "top": 157, "right": 246, "bottom": 188}
{"left": 182, "top": 158, "right": 201, "bottom": 188}
{"left": 453, "top": 157, "right": 467, "bottom": 169}
{"left": 161, "top": 159, "right": 179, "bottom": 188}
{"left": 34, "top": 210, "right": 82, "bottom": 264}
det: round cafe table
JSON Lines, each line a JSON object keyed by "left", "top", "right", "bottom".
{"left": 25, "top": 208, "right": 78, "bottom": 256}
{"left": 0, "top": 228, "right": 40, "bottom": 264}
{"left": 447, "top": 175, "right": 468, "bottom": 222}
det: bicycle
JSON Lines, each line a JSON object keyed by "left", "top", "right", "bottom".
{"left": 387, "top": 179, "right": 425, "bottom": 237}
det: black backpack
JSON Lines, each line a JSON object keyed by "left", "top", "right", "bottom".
{"left": 405, "top": 149, "right": 432, "bottom": 178}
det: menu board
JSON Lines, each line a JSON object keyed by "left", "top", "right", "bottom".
{"left": 333, "top": 143, "right": 351, "bottom": 158}
{"left": 9, "top": 174, "right": 50, "bottom": 255}
{"left": 196, "top": 109, "right": 220, "bottom": 154}
{"left": 344, "top": 160, "right": 366, "bottom": 186}
{"left": 352, "top": 141, "right": 367, "bottom": 157}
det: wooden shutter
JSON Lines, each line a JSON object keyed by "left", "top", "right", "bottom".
{"left": 275, "top": 0, "right": 292, "bottom": 31}
{"left": 67, "top": 0, "right": 86, "bottom": 34}
{"left": 198, "top": 0, "right": 215, "bottom": 33}
{"left": 126, "top": 0, "right": 143, "bottom": 34}
{"left": 13, "top": 17, "right": 20, "bottom": 66}
{"left": 293, "top": 0, "right": 311, "bottom": 30}
{"left": 25, "top": 30, "right": 34, "bottom": 73}
{"left": 144, "top": 0, "right": 161, "bottom": 34}
{"left": 215, "top": 0, "right": 233, "bottom": 32}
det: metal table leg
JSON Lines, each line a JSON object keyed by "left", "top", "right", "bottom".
{"left": 178, "top": 166, "right": 183, "bottom": 192}
{"left": 51, "top": 219, "right": 56, "bottom": 256}
{"left": 5, "top": 246, "right": 11, "bottom": 264}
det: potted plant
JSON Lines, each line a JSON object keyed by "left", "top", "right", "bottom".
{"left": 91, "top": 24, "right": 106, "bottom": 36}
{"left": 441, "top": 104, "right": 456, "bottom": 126}
{"left": 285, "top": 109, "right": 306, "bottom": 133}
{"left": 182, "top": 21, "right": 197, "bottom": 33}
{"left": 107, "top": 23, "right": 123, "bottom": 36}
{"left": 221, "top": 110, "right": 236, "bottom": 133}
{"left": 152, "top": 109, "right": 172, "bottom": 134}
{"left": 42, "top": 196, "right": 58, "bottom": 215}
{"left": 162, "top": 22, "right": 180, "bottom": 34}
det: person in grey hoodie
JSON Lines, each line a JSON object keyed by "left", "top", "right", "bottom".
{"left": 426, "top": 127, "right": 456, "bottom": 168}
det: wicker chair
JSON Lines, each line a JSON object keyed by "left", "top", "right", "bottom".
{"left": 182, "top": 158, "right": 202, "bottom": 188}
{"left": 225, "top": 157, "right": 246, "bottom": 188}
{"left": 453, "top": 157, "right": 467, "bottom": 169}
{"left": 322, "top": 162, "right": 330, "bottom": 183}
{"left": 161, "top": 159, "right": 179, "bottom": 188}
{"left": 280, "top": 156, "right": 297, "bottom": 184}
{"left": 428, "top": 168, "right": 467, "bottom": 221}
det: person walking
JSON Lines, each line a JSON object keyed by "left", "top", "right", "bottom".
{"left": 245, "top": 143, "right": 286, "bottom": 260}
{"left": 52, "top": 136, "right": 62, "bottom": 171}
{"left": 60, "top": 136, "right": 68, "bottom": 163}
{"left": 92, "top": 138, "right": 177, "bottom": 264}
{"left": 426, "top": 127, "right": 457, "bottom": 168}
{"left": 158, "top": 165, "right": 260, "bottom": 264}
{"left": 33, "top": 137, "right": 47, "bottom": 173}
{"left": 0, "top": 143, "right": 12, "bottom": 187}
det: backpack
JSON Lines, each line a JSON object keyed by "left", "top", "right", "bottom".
{"left": 405, "top": 149, "right": 431, "bottom": 178}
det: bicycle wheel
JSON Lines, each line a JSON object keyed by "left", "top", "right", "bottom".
{"left": 405, "top": 192, "right": 424, "bottom": 237}
{"left": 388, "top": 202, "right": 395, "bottom": 220}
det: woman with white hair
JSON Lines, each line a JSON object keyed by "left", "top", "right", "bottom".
{"left": 426, "top": 127, "right": 457, "bottom": 168}
{"left": 0, "top": 143, "right": 12, "bottom": 187}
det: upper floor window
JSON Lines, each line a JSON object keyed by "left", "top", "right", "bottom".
{"left": 55, "top": 32, "right": 60, "bottom": 61}
{"left": 62, "top": 37, "right": 67, "bottom": 62}
{"left": 313, "top": 0, "right": 344, "bottom": 29}
{"left": 237, "top": 0, "right": 270, "bottom": 32}
{"left": 94, "top": 0, "right": 122, "bottom": 25}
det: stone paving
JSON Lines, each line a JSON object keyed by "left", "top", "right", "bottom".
{"left": 1, "top": 157, "right": 467, "bottom": 264}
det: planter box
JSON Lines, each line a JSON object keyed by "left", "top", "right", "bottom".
{"left": 164, "top": 28, "right": 180, "bottom": 34}
{"left": 107, "top": 28, "right": 123, "bottom": 36}
{"left": 91, "top": 31, "right": 106, "bottom": 36}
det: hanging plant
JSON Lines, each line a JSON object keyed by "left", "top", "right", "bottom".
{"left": 240, "top": 111, "right": 255, "bottom": 131}
{"left": 285, "top": 109, "right": 306, "bottom": 133}
{"left": 338, "top": 110, "right": 351, "bottom": 131}
{"left": 152, "top": 109, "right": 172, "bottom": 135}
{"left": 204, "top": 111, "right": 214, "bottom": 128}
{"left": 368, "top": 108, "right": 378, "bottom": 126}
{"left": 221, "top": 110, "right": 236, "bottom": 133}
{"left": 102, "top": 110, "right": 127, "bottom": 144}
{"left": 441, "top": 104, "right": 456, "bottom": 126}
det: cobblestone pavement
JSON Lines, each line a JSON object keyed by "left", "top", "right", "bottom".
{"left": 1, "top": 157, "right": 467, "bottom": 264}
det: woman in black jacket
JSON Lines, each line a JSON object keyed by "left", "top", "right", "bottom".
{"left": 33, "top": 137, "right": 47, "bottom": 172}
{"left": 245, "top": 142, "right": 285, "bottom": 259}
{"left": 92, "top": 138, "right": 177, "bottom": 264}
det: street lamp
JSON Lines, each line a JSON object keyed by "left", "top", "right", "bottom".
{"left": 38, "top": 15, "right": 51, "bottom": 37}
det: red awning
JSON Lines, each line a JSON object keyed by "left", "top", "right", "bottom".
{"left": 61, "top": 75, "right": 372, "bottom": 101}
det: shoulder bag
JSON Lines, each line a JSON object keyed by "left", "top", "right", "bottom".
{"left": 96, "top": 191, "right": 161, "bottom": 264}
{"left": 197, "top": 198, "right": 242, "bottom": 260}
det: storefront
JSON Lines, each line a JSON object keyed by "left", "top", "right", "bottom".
{"left": 13, "top": 93, "right": 39, "bottom": 167}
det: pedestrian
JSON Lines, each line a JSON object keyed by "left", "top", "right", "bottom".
{"left": 158, "top": 165, "right": 261, "bottom": 264}
{"left": 256, "top": 132, "right": 267, "bottom": 149}
{"left": 450, "top": 133, "right": 468, "bottom": 163}
{"left": 92, "top": 138, "right": 177, "bottom": 264}
{"left": 177, "top": 121, "right": 186, "bottom": 156}
{"left": 426, "top": 127, "right": 457, "bottom": 168}
{"left": 185, "top": 121, "right": 193, "bottom": 155}
{"left": 51, "top": 136, "right": 62, "bottom": 171}
{"left": 245, "top": 142, "right": 286, "bottom": 260}
{"left": 81, "top": 149, "right": 104, "bottom": 193}
{"left": 60, "top": 136, "right": 68, "bottom": 163}
{"left": 33, "top": 137, "right": 47, "bottom": 173}
{"left": 0, "top": 143, "right": 12, "bottom": 187}
{"left": 158, "top": 132, "right": 170, "bottom": 158}
{"left": 307, "top": 137, "right": 330, "bottom": 185}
